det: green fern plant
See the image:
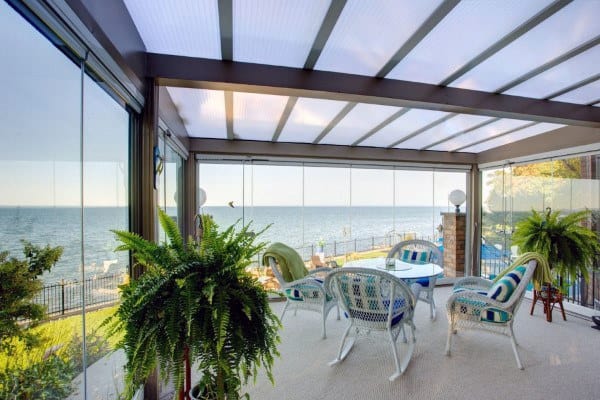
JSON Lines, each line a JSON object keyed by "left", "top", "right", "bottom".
{"left": 104, "top": 209, "right": 280, "bottom": 400}
{"left": 512, "top": 208, "right": 600, "bottom": 286}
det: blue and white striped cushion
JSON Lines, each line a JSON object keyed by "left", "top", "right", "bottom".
{"left": 487, "top": 265, "right": 527, "bottom": 302}
{"left": 400, "top": 250, "right": 430, "bottom": 264}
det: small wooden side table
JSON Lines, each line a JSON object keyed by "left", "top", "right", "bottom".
{"left": 530, "top": 285, "right": 566, "bottom": 322}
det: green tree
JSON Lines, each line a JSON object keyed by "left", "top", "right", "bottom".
{"left": 0, "top": 242, "right": 63, "bottom": 348}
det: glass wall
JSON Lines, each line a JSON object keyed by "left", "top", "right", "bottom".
{"left": 0, "top": 2, "right": 130, "bottom": 398}
{"left": 481, "top": 155, "right": 600, "bottom": 307}
{"left": 157, "top": 132, "right": 185, "bottom": 241}
{"left": 197, "top": 160, "right": 467, "bottom": 267}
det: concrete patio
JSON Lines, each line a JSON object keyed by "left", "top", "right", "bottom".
{"left": 242, "top": 286, "right": 599, "bottom": 400}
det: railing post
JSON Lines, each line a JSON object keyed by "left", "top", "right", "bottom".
{"left": 334, "top": 241, "right": 337, "bottom": 256}
{"left": 354, "top": 238, "right": 357, "bottom": 252}
{"left": 61, "top": 279, "right": 65, "bottom": 315}
{"left": 371, "top": 236, "right": 374, "bottom": 250}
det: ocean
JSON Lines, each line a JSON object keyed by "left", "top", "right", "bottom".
{"left": 1, "top": 206, "right": 450, "bottom": 284}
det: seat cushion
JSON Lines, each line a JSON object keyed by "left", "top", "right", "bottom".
{"left": 284, "top": 278, "right": 331, "bottom": 301}
{"left": 400, "top": 249, "right": 430, "bottom": 264}
{"left": 487, "top": 265, "right": 527, "bottom": 302}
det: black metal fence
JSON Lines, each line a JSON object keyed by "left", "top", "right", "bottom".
{"left": 36, "top": 272, "right": 126, "bottom": 316}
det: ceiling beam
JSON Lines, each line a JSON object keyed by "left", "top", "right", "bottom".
{"left": 313, "top": 102, "right": 356, "bottom": 144}
{"left": 352, "top": 108, "right": 410, "bottom": 146}
{"left": 224, "top": 91, "right": 234, "bottom": 139}
{"left": 388, "top": 114, "right": 457, "bottom": 148}
{"left": 148, "top": 54, "right": 600, "bottom": 127}
{"left": 376, "top": 0, "right": 460, "bottom": 78}
{"left": 304, "top": 0, "right": 346, "bottom": 69}
{"left": 421, "top": 117, "right": 501, "bottom": 150}
{"left": 546, "top": 74, "right": 600, "bottom": 100}
{"left": 271, "top": 97, "right": 298, "bottom": 142}
{"left": 453, "top": 121, "right": 538, "bottom": 152}
{"left": 476, "top": 125, "right": 600, "bottom": 165}
{"left": 218, "top": 0, "right": 233, "bottom": 61}
{"left": 188, "top": 138, "right": 477, "bottom": 165}
{"left": 438, "top": 0, "right": 571, "bottom": 86}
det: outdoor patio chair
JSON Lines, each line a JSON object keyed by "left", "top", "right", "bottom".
{"left": 445, "top": 259, "right": 538, "bottom": 369}
{"left": 387, "top": 239, "right": 443, "bottom": 319}
{"left": 324, "top": 267, "right": 417, "bottom": 381}
{"left": 265, "top": 250, "right": 339, "bottom": 339}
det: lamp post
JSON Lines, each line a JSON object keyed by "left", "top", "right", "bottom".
{"left": 448, "top": 189, "right": 466, "bottom": 213}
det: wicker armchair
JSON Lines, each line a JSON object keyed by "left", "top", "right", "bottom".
{"left": 388, "top": 239, "right": 443, "bottom": 319}
{"left": 267, "top": 256, "right": 339, "bottom": 339}
{"left": 324, "top": 267, "right": 417, "bottom": 381}
{"left": 445, "top": 259, "right": 538, "bottom": 369}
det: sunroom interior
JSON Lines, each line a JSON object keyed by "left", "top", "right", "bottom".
{"left": 2, "top": 0, "right": 600, "bottom": 399}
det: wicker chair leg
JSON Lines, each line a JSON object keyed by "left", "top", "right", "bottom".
{"left": 388, "top": 328, "right": 402, "bottom": 381}
{"left": 429, "top": 292, "right": 436, "bottom": 320}
{"left": 510, "top": 333, "right": 523, "bottom": 370}
{"left": 280, "top": 300, "right": 290, "bottom": 320}
{"left": 336, "top": 304, "right": 340, "bottom": 320}
{"left": 509, "top": 324, "right": 518, "bottom": 346}
{"left": 329, "top": 324, "right": 354, "bottom": 366}
{"left": 321, "top": 304, "right": 327, "bottom": 339}
{"left": 445, "top": 318, "right": 453, "bottom": 356}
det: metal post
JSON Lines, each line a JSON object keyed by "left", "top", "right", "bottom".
{"left": 61, "top": 279, "right": 65, "bottom": 315}
{"left": 334, "top": 241, "right": 337, "bottom": 256}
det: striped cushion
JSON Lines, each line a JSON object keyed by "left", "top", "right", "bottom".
{"left": 487, "top": 265, "right": 527, "bottom": 302}
{"left": 452, "top": 298, "right": 512, "bottom": 323}
{"left": 284, "top": 278, "right": 331, "bottom": 301}
{"left": 401, "top": 250, "right": 430, "bottom": 264}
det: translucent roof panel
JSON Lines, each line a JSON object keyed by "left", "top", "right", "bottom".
{"left": 166, "top": 87, "right": 226, "bottom": 139}
{"left": 320, "top": 103, "right": 401, "bottom": 145}
{"left": 233, "top": 92, "right": 288, "bottom": 141}
{"left": 124, "top": 0, "right": 221, "bottom": 59}
{"left": 451, "top": 1, "right": 600, "bottom": 92}
{"left": 551, "top": 78, "right": 600, "bottom": 104}
{"left": 398, "top": 114, "right": 493, "bottom": 149}
{"left": 386, "top": 0, "right": 552, "bottom": 84}
{"left": 233, "top": 0, "right": 330, "bottom": 68}
{"left": 315, "top": 0, "right": 443, "bottom": 76}
{"left": 430, "top": 118, "right": 532, "bottom": 152}
{"left": 278, "top": 97, "right": 349, "bottom": 143}
{"left": 361, "top": 109, "right": 450, "bottom": 147}
{"left": 460, "top": 123, "right": 564, "bottom": 153}
{"left": 505, "top": 45, "right": 600, "bottom": 98}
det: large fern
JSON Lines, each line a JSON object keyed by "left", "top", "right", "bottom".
{"left": 512, "top": 209, "right": 600, "bottom": 283}
{"left": 103, "top": 209, "right": 279, "bottom": 400}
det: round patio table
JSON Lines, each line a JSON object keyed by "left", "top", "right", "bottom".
{"left": 342, "top": 257, "right": 443, "bottom": 280}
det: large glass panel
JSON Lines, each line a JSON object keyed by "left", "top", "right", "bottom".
{"left": 124, "top": 0, "right": 221, "bottom": 59}
{"left": 166, "top": 87, "right": 227, "bottom": 139}
{"left": 460, "top": 123, "right": 564, "bottom": 153}
{"left": 320, "top": 103, "right": 400, "bottom": 145}
{"left": 157, "top": 136, "right": 185, "bottom": 242}
{"left": 277, "top": 97, "right": 348, "bottom": 143}
{"left": 386, "top": 0, "right": 552, "bottom": 84}
{"left": 451, "top": 1, "right": 600, "bottom": 92}
{"left": 315, "top": 0, "right": 443, "bottom": 76}
{"left": 198, "top": 162, "right": 245, "bottom": 227}
{"left": 233, "top": 0, "right": 330, "bottom": 68}
{"left": 551, "top": 79, "right": 600, "bottom": 104}
{"left": 394, "top": 170, "right": 434, "bottom": 242}
{"left": 233, "top": 92, "right": 288, "bottom": 141}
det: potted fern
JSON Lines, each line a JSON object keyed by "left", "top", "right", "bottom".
{"left": 104, "top": 209, "right": 280, "bottom": 400}
{"left": 512, "top": 208, "right": 600, "bottom": 290}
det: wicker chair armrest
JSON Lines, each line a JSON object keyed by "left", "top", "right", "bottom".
{"left": 447, "top": 290, "right": 506, "bottom": 312}
{"left": 282, "top": 277, "right": 327, "bottom": 292}
{"left": 453, "top": 276, "right": 493, "bottom": 289}
{"left": 306, "top": 267, "right": 333, "bottom": 279}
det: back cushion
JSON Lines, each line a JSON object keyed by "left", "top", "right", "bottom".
{"left": 487, "top": 265, "right": 527, "bottom": 302}
{"left": 400, "top": 249, "right": 430, "bottom": 264}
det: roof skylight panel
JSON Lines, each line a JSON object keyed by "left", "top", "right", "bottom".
{"left": 319, "top": 103, "right": 400, "bottom": 145}
{"left": 233, "top": 0, "right": 330, "bottom": 67}
{"left": 233, "top": 92, "right": 288, "bottom": 141}
{"left": 460, "top": 123, "right": 564, "bottom": 153}
{"left": 505, "top": 45, "right": 600, "bottom": 99}
{"left": 386, "top": 0, "right": 553, "bottom": 84}
{"left": 430, "top": 118, "right": 532, "bottom": 151}
{"left": 277, "top": 98, "right": 349, "bottom": 143}
{"left": 124, "top": 0, "right": 221, "bottom": 58}
{"left": 315, "top": 0, "right": 443, "bottom": 76}
{"left": 551, "top": 78, "right": 600, "bottom": 104}
{"left": 361, "top": 109, "right": 450, "bottom": 147}
{"left": 451, "top": 1, "right": 600, "bottom": 92}
{"left": 166, "top": 88, "right": 227, "bottom": 139}
{"left": 397, "top": 114, "right": 492, "bottom": 149}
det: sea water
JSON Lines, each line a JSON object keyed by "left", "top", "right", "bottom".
{"left": 0, "top": 205, "right": 449, "bottom": 284}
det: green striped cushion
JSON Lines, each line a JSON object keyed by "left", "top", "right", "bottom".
{"left": 487, "top": 265, "right": 527, "bottom": 302}
{"left": 400, "top": 249, "right": 430, "bottom": 264}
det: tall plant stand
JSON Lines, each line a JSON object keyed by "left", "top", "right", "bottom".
{"left": 530, "top": 284, "right": 566, "bottom": 322}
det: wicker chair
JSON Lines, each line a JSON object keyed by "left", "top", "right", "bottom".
{"left": 324, "top": 267, "right": 417, "bottom": 381}
{"left": 387, "top": 239, "right": 443, "bottom": 320}
{"left": 445, "top": 259, "right": 538, "bottom": 369}
{"left": 267, "top": 256, "right": 339, "bottom": 339}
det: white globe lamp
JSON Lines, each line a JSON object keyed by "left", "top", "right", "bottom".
{"left": 448, "top": 189, "right": 466, "bottom": 213}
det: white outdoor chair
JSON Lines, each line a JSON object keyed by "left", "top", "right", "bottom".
{"left": 324, "top": 267, "right": 417, "bottom": 381}
{"left": 445, "top": 259, "right": 537, "bottom": 369}
{"left": 388, "top": 239, "right": 443, "bottom": 320}
{"left": 267, "top": 256, "right": 339, "bottom": 339}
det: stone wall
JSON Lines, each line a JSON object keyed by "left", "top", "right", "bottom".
{"left": 442, "top": 212, "right": 466, "bottom": 277}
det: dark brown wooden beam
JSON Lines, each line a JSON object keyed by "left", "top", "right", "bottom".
{"left": 147, "top": 54, "right": 600, "bottom": 128}
{"left": 188, "top": 138, "right": 477, "bottom": 165}
{"left": 158, "top": 86, "right": 189, "bottom": 148}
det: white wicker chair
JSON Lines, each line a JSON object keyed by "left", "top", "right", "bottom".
{"left": 324, "top": 267, "right": 417, "bottom": 381}
{"left": 387, "top": 239, "right": 443, "bottom": 320}
{"left": 267, "top": 256, "right": 339, "bottom": 339}
{"left": 445, "top": 259, "right": 537, "bottom": 369}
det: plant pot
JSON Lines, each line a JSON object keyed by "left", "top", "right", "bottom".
{"left": 190, "top": 383, "right": 228, "bottom": 400}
